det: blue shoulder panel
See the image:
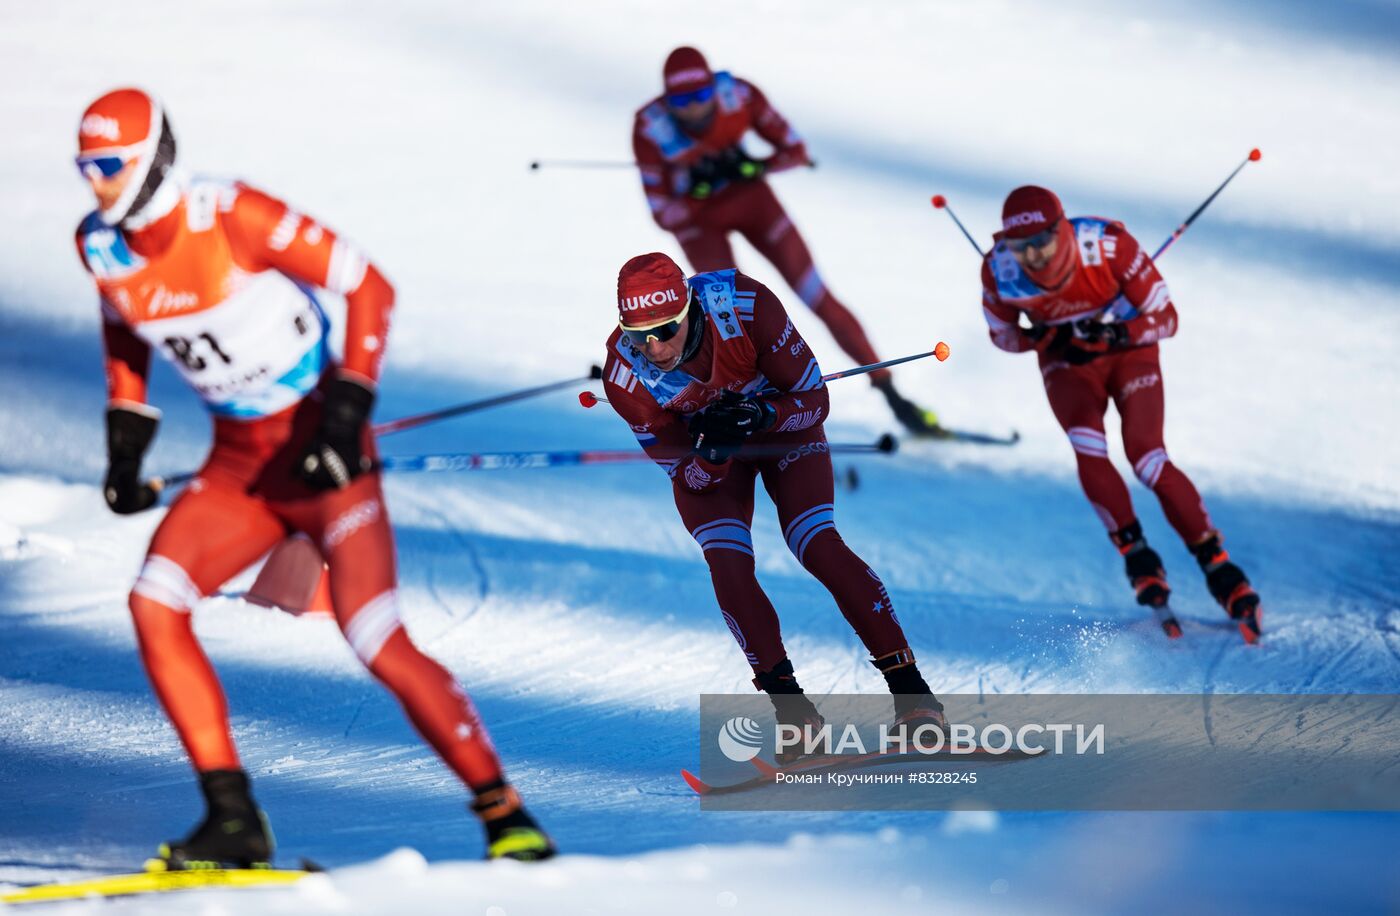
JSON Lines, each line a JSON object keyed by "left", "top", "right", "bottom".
{"left": 79, "top": 212, "right": 145, "bottom": 279}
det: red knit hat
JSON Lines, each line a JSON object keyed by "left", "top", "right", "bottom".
{"left": 618, "top": 253, "right": 689, "bottom": 329}
{"left": 1001, "top": 185, "right": 1064, "bottom": 238}
{"left": 663, "top": 46, "right": 713, "bottom": 93}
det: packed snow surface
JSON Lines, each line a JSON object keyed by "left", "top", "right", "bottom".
{"left": 2, "top": 1, "right": 1397, "bottom": 913}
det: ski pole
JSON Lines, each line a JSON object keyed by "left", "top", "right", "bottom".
{"left": 930, "top": 148, "right": 1262, "bottom": 263}
{"left": 529, "top": 159, "right": 637, "bottom": 171}
{"left": 147, "top": 367, "right": 607, "bottom": 489}
{"left": 820, "top": 342, "right": 950, "bottom": 382}
{"left": 930, "top": 195, "right": 986, "bottom": 258}
{"left": 1151, "top": 148, "right": 1261, "bottom": 259}
{"left": 579, "top": 343, "right": 952, "bottom": 409}
{"left": 149, "top": 471, "right": 196, "bottom": 492}
{"left": 379, "top": 436, "right": 897, "bottom": 473}
{"left": 373, "top": 366, "right": 604, "bottom": 436}
{"left": 151, "top": 436, "right": 897, "bottom": 487}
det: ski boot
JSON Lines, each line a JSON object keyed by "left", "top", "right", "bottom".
{"left": 754, "top": 658, "right": 825, "bottom": 765}
{"left": 1191, "top": 531, "right": 1262, "bottom": 644}
{"left": 471, "top": 782, "right": 556, "bottom": 862}
{"left": 1111, "top": 521, "right": 1181, "bottom": 637}
{"left": 875, "top": 648, "right": 948, "bottom": 746}
{"left": 149, "top": 769, "right": 273, "bottom": 871}
{"left": 873, "top": 376, "right": 946, "bottom": 438}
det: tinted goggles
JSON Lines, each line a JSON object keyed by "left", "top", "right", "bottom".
{"left": 667, "top": 85, "right": 715, "bottom": 108}
{"left": 75, "top": 152, "right": 133, "bottom": 179}
{"left": 621, "top": 300, "right": 691, "bottom": 348}
{"left": 1006, "top": 220, "right": 1061, "bottom": 254}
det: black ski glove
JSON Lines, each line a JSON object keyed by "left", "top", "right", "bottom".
{"left": 689, "top": 391, "right": 776, "bottom": 463}
{"left": 715, "top": 146, "right": 765, "bottom": 182}
{"left": 298, "top": 376, "right": 375, "bottom": 491}
{"left": 104, "top": 406, "right": 160, "bottom": 515}
{"left": 1062, "top": 319, "right": 1131, "bottom": 365}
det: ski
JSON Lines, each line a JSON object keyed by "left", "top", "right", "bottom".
{"left": 0, "top": 866, "right": 315, "bottom": 905}
{"left": 682, "top": 744, "right": 1034, "bottom": 796}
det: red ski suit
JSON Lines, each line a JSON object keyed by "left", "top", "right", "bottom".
{"left": 980, "top": 217, "right": 1211, "bottom": 543}
{"left": 77, "top": 177, "right": 504, "bottom": 790}
{"left": 603, "top": 270, "right": 912, "bottom": 675}
{"left": 632, "top": 73, "right": 884, "bottom": 373}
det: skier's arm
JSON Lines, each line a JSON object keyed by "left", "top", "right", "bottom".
{"left": 981, "top": 262, "right": 1036, "bottom": 353}
{"left": 633, "top": 121, "right": 694, "bottom": 231}
{"left": 100, "top": 302, "right": 154, "bottom": 409}
{"left": 225, "top": 185, "right": 395, "bottom": 386}
{"left": 1106, "top": 226, "right": 1178, "bottom": 346}
{"left": 603, "top": 357, "right": 728, "bottom": 493}
{"left": 746, "top": 278, "right": 830, "bottom": 431}
{"left": 740, "top": 80, "right": 810, "bottom": 173}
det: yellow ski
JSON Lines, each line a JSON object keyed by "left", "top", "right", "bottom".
{"left": 1, "top": 867, "right": 312, "bottom": 905}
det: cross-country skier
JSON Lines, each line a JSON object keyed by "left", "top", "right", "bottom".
{"left": 979, "top": 185, "right": 1262, "bottom": 642}
{"left": 603, "top": 252, "right": 946, "bottom": 757}
{"left": 633, "top": 46, "right": 943, "bottom": 437}
{"left": 73, "top": 88, "right": 554, "bottom": 865}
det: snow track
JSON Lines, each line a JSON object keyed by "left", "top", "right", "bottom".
{"left": 2, "top": 0, "right": 1398, "bottom": 912}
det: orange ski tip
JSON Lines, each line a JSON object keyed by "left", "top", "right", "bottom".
{"left": 1248, "top": 148, "right": 1262, "bottom": 161}
{"left": 680, "top": 769, "right": 711, "bottom": 795}
{"left": 934, "top": 341, "right": 950, "bottom": 361}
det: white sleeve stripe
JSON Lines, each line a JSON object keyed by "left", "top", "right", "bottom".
{"left": 269, "top": 210, "right": 300, "bottom": 252}
{"left": 1141, "top": 280, "right": 1171, "bottom": 314}
{"left": 982, "top": 305, "right": 1014, "bottom": 331}
{"left": 327, "top": 240, "right": 369, "bottom": 295}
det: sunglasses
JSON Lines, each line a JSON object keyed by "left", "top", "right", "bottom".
{"left": 621, "top": 300, "right": 691, "bottom": 348}
{"left": 75, "top": 152, "right": 134, "bottom": 180}
{"left": 666, "top": 85, "right": 715, "bottom": 108}
{"left": 1006, "top": 220, "right": 1061, "bottom": 254}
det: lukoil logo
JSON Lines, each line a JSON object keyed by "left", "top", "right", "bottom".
{"left": 1003, "top": 210, "right": 1046, "bottom": 229}
{"left": 619, "top": 288, "right": 680, "bottom": 311}
{"left": 81, "top": 113, "right": 121, "bottom": 141}
{"left": 717, "top": 716, "right": 765, "bottom": 762}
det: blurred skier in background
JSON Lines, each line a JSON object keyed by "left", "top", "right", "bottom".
{"left": 74, "top": 87, "right": 554, "bottom": 865}
{"left": 979, "top": 185, "right": 1262, "bottom": 643}
{"left": 633, "top": 46, "right": 944, "bottom": 437}
{"left": 602, "top": 252, "right": 947, "bottom": 758}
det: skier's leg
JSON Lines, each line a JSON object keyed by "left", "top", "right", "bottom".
{"left": 298, "top": 475, "right": 496, "bottom": 786}
{"left": 1043, "top": 359, "right": 1135, "bottom": 532}
{"left": 673, "top": 461, "right": 788, "bottom": 673}
{"left": 674, "top": 221, "right": 737, "bottom": 274}
{"left": 737, "top": 183, "right": 938, "bottom": 431}
{"left": 290, "top": 471, "right": 553, "bottom": 858}
{"left": 1113, "top": 349, "right": 1261, "bottom": 636}
{"left": 760, "top": 431, "right": 943, "bottom": 725}
{"left": 1044, "top": 357, "right": 1170, "bottom": 606}
{"left": 1111, "top": 347, "right": 1211, "bottom": 543}
{"left": 737, "top": 183, "right": 882, "bottom": 369}
{"left": 130, "top": 480, "right": 286, "bottom": 773}
{"left": 132, "top": 476, "right": 286, "bottom": 868}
